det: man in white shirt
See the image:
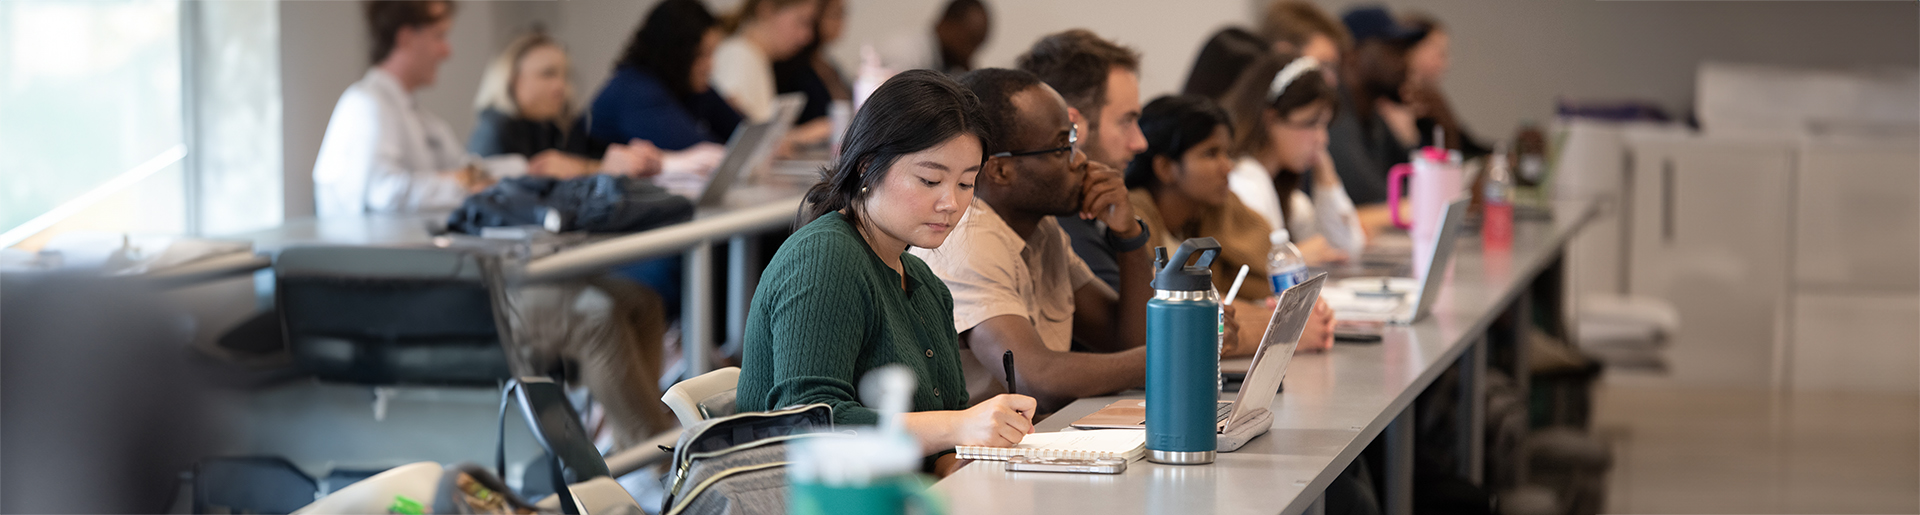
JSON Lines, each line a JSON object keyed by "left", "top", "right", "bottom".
{"left": 313, "top": 0, "right": 489, "bottom": 217}
{"left": 308, "top": 1, "right": 680, "bottom": 451}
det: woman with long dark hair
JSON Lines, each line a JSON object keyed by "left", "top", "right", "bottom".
{"left": 736, "top": 70, "right": 1037, "bottom": 470}
{"left": 1123, "top": 94, "right": 1337, "bottom": 355}
{"left": 1180, "top": 27, "right": 1270, "bottom": 103}
{"left": 588, "top": 0, "right": 742, "bottom": 156}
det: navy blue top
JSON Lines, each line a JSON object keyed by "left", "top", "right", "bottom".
{"left": 588, "top": 66, "right": 744, "bottom": 151}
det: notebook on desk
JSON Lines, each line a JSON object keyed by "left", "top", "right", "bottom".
{"left": 954, "top": 429, "right": 1146, "bottom": 462}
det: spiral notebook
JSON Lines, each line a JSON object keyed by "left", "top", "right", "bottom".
{"left": 954, "top": 429, "right": 1147, "bottom": 462}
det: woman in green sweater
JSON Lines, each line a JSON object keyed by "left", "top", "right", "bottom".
{"left": 736, "top": 70, "right": 1037, "bottom": 460}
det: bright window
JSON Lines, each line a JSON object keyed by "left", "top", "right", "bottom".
{"left": 0, "top": 0, "right": 185, "bottom": 247}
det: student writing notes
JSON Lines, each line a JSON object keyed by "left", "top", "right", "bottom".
{"left": 735, "top": 70, "right": 1034, "bottom": 476}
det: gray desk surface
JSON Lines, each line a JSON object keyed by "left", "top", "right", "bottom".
{"left": 149, "top": 172, "right": 819, "bottom": 284}
{"left": 931, "top": 200, "right": 1599, "bottom": 515}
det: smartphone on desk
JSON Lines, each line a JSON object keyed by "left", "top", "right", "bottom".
{"left": 1334, "top": 320, "right": 1385, "bottom": 343}
{"left": 1006, "top": 456, "right": 1127, "bottom": 474}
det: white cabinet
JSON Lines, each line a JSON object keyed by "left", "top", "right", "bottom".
{"left": 1788, "top": 140, "right": 1920, "bottom": 393}
{"left": 1793, "top": 141, "right": 1920, "bottom": 292}
{"left": 1622, "top": 134, "right": 1796, "bottom": 388}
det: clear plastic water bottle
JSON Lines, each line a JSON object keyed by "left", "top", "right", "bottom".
{"left": 1268, "top": 229, "right": 1310, "bottom": 293}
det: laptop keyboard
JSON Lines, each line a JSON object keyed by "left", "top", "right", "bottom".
{"left": 1216, "top": 401, "right": 1234, "bottom": 424}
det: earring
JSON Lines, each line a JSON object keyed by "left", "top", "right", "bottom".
{"left": 860, "top": 186, "right": 869, "bottom": 194}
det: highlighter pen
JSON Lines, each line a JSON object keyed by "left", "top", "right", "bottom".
{"left": 1003, "top": 350, "right": 1017, "bottom": 396}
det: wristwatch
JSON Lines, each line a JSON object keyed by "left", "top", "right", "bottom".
{"left": 1107, "top": 218, "right": 1152, "bottom": 253}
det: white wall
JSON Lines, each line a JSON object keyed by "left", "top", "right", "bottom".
{"left": 822, "top": 0, "right": 1251, "bottom": 102}
{"left": 1319, "top": 0, "right": 1919, "bottom": 143}
{"left": 274, "top": 0, "right": 1918, "bottom": 218}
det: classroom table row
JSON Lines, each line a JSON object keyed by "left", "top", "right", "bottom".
{"left": 144, "top": 166, "right": 827, "bottom": 379}
{"left": 932, "top": 199, "right": 1600, "bottom": 515}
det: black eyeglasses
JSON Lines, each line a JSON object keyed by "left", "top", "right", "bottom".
{"left": 991, "top": 123, "right": 1077, "bottom": 159}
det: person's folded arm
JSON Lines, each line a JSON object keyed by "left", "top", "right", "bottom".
{"left": 963, "top": 315, "right": 1145, "bottom": 413}
{"left": 1070, "top": 239, "right": 1152, "bottom": 352}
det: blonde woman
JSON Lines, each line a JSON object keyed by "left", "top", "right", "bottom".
{"left": 471, "top": 32, "right": 661, "bottom": 179}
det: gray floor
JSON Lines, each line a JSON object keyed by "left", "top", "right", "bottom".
{"left": 227, "top": 381, "right": 543, "bottom": 482}
{"left": 1592, "top": 381, "right": 1920, "bottom": 513}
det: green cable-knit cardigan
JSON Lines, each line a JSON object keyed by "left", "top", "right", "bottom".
{"left": 736, "top": 212, "right": 970, "bottom": 426}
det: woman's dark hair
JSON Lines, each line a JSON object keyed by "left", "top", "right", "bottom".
{"left": 615, "top": 0, "right": 716, "bottom": 102}
{"left": 1123, "top": 95, "right": 1233, "bottom": 192}
{"left": 801, "top": 69, "right": 990, "bottom": 231}
{"left": 1343, "top": 38, "right": 1410, "bottom": 125}
{"left": 1221, "top": 53, "right": 1335, "bottom": 223}
{"left": 1181, "top": 28, "right": 1271, "bottom": 103}
{"left": 364, "top": 0, "right": 455, "bottom": 66}
{"left": 779, "top": 0, "right": 839, "bottom": 74}
{"left": 1224, "top": 52, "right": 1336, "bottom": 158}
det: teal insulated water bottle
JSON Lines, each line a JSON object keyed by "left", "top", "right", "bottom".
{"left": 1146, "top": 237, "right": 1221, "bottom": 465}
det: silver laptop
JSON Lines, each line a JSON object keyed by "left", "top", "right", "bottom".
{"left": 1068, "top": 273, "right": 1324, "bottom": 433}
{"left": 695, "top": 93, "right": 807, "bottom": 207}
{"left": 1324, "top": 199, "right": 1468, "bottom": 324}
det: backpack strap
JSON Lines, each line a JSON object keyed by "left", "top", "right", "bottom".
{"left": 497, "top": 380, "right": 581, "bottom": 515}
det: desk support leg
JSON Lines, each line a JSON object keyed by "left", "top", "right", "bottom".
{"left": 1458, "top": 336, "right": 1487, "bottom": 485}
{"left": 1384, "top": 407, "right": 1414, "bottom": 515}
{"left": 683, "top": 241, "right": 714, "bottom": 378}
{"left": 724, "top": 235, "right": 752, "bottom": 359}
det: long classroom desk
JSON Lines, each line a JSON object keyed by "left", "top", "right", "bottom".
{"left": 931, "top": 199, "right": 1600, "bottom": 515}
{"left": 150, "top": 176, "right": 821, "bottom": 378}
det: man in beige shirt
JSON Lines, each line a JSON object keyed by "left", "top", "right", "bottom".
{"left": 913, "top": 69, "right": 1241, "bottom": 412}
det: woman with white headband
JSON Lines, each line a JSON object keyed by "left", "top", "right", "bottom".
{"left": 1221, "top": 53, "right": 1368, "bottom": 264}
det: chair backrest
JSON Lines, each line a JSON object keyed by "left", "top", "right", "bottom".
{"left": 274, "top": 246, "right": 513, "bottom": 386}
{"left": 662, "top": 367, "right": 741, "bottom": 427}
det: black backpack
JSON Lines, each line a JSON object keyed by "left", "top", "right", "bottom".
{"left": 447, "top": 175, "right": 695, "bottom": 235}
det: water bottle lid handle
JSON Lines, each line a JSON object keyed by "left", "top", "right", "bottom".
{"left": 1152, "top": 237, "right": 1222, "bottom": 291}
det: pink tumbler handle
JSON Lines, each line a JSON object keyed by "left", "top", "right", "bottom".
{"left": 1387, "top": 163, "right": 1413, "bottom": 230}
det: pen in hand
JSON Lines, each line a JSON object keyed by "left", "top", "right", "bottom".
{"left": 1003, "top": 350, "right": 1032, "bottom": 429}
{"left": 1002, "top": 350, "right": 1017, "bottom": 396}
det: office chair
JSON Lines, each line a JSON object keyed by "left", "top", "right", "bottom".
{"left": 588, "top": 367, "right": 745, "bottom": 480}
{"left": 273, "top": 246, "right": 514, "bottom": 385}
{"left": 661, "top": 367, "right": 741, "bottom": 427}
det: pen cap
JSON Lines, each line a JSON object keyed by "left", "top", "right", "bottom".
{"left": 1151, "top": 237, "right": 1222, "bottom": 292}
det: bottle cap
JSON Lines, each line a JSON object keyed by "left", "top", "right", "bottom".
{"left": 1269, "top": 229, "right": 1292, "bottom": 246}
